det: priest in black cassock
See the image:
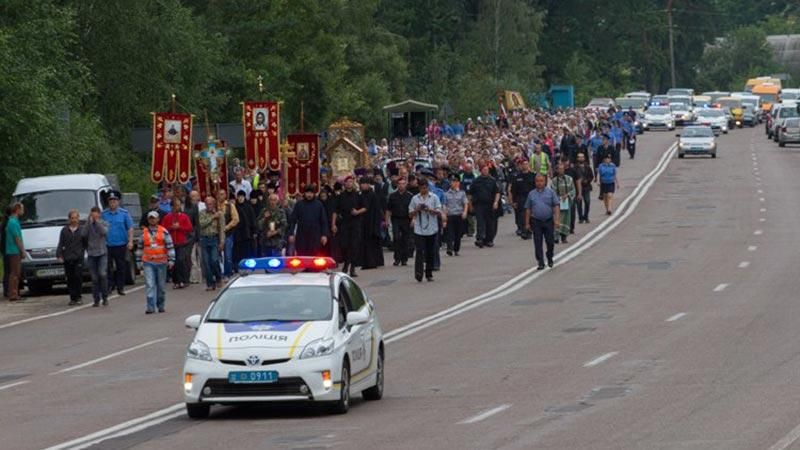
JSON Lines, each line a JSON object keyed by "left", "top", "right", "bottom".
{"left": 359, "top": 177, "right": 384, "bottom": 270}
{"left": 288, "top": 184, "right": 329, "bottom": 257}
{"left": 332, "top": 176, "right": 365, "bottom": 277}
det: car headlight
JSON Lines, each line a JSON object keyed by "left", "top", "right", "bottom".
{"left": 186, "top": 340, "right": 213, "bottom": 361}
{"left": 299, "top": 337, "right": 335, "bottom": 360}
{"left": 710, "top": 142, "right": 717, "bottom": 149}
{"left": 634, "top": 121, "right": 641, "bottom": 126}
{"left": 679, "top": 143, "right": 686, "bottom": 149}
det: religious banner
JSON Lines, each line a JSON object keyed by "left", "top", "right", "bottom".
{"left": 193, "top": 139, "right": 229, "bottom": 200}
{"left": 242, "top": 101, "right": 280, "bottom": 171}
{"left": 503, "top": 90, "right": 527, "bottom": 110}
{"left": 151, "top": 112, "right": 193, "bottom": 183}
{"left": 286, "top": 133, "right": 321, "bottom": 195}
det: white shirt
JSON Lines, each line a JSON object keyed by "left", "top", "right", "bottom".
{"left": 229, "top": 179, "right": 253, "bottom": 198}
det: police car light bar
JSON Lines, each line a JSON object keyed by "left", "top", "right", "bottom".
{"left": 239, "top": 257, "right": 337, "bottom": 273}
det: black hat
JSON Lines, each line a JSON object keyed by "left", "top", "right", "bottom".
{"left": 354, "top": 167, "right": 367, "bottom": 177}
{"left": 372, "top": 167, "right": 383, "bottom": 176}
{"left": 321, "top": 185, "right": 333, "bottom": 194}
{"left": 237, "top": 190, "right": 247, "bottom": 197}
{"left": 303, "top": 184, "right": 316, "bottom": 193}
{"left": 333, "top": 182, "right": 343, "bottom": 191}
{"left": 267, "top": 170, "right": 280, "bottom": 178}
{"left": 389, "top": 167, "right": 399, "bottom": 177}
{"left": 108, "top": 191, "right": 121, "bottom": 201}
{"left": 359, "top": 176, "right": 371, "bottom": 185}
{"left": 149, "top": 194, "right": 159, "bottom": 202}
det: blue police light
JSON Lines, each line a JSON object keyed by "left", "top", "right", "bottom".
{"left": 237, "top": 257, "right": 337, "bottom": 272}
{"left": 267, "top": 258, "right": 281, "bottom": 268}
{"left": 243, "top": 259, "right": 257, "bottom": 269}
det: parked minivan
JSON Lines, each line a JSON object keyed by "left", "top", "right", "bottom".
{"left": 11, "top": 174, "right": 135, "bottom": 294}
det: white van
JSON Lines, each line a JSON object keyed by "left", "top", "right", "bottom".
{"left": 11, "top": 174, "right": 126, "bottom": 294}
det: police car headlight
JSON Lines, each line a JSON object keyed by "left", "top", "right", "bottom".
{"left": 299, "top": 338, "right": 335, "bottom": 360}
{"left": 187, "top": 340, "right": 213, "bottom": 361}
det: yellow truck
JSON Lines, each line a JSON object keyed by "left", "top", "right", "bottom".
{"left": 745, "top": 77, "right": 782, "bottom": 93}
{"left": 752, "top": 83, "right": 781, "bottom": 113}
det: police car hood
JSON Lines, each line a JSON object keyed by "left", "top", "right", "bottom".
{"left": 199, "top": 320, "right": 332, "bottom": 355}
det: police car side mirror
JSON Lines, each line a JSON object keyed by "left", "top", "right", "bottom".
{"left": 185, "top": 314, "right": 202, "bottom": 330}
{"left": 675, "top": 133, "right": 681, "bottom": 137}
{"left": 346, "top": 310, "right": 369, "bottom": 327}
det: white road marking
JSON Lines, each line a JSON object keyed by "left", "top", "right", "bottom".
{"left": 760, "top": 218, "right": 766, "bottom": 222}
{"left": 761, "top": 208, "right": 767, "bottom": 212}
{"left": 748, "top": 246, "right": 758, "bottom": 251}
{"left": 50, "top": 338, "right": 169, "bottom": 375}
{"left": 758, "top": 189, "right": 764, "bottom": 194}
{"left": 666, "top": 312, "right": 687, "bottom": 322}
{"left": 458, "top": 404, "right": 512, "bottom": 424}
{"left": 714, "top": 283, "right": 729, "bottom": 292}
{"left": 48, "top": 142, "right": 682, "bottom": 450}
{"left": 754, "top": 230, "right": 764, "bottom": 235}
{"left": 42, "top": 403, "right": 185, "bottom": 450}
{"left": 759, "top": 197, "right": 766, "bottom": 202}
{"left": 0, "top": 285, "right": 145, "bottom": 331}
{"left": 738, "top": 261, "right": 751, "bottom": 269}
{"left": 583, "top": 352, "right": 619, "bottom": 368}
{"left": 0, "top": 380, "right": 30, "bottom": 391}
{"left": 767, "top": 421, "right": 800, "bottom": 450}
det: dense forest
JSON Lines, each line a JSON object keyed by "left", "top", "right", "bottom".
{"left": 1, "top": 0, "right": 799, "bottom": 201}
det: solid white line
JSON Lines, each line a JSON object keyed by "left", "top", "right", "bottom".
{"left": 748, "top": 246, "right": 758, "bottom": 251}
{"left": 42, "top": 403, "right": 184, "bottom": 450}
{"left": 458, "top": 404, "right": 512, "bottom": 424}
{"left": 760, "top": 198, "right": 766, "bottom": 202}
{"left": 760, "top": 208, "right": 767, "bottom": 212}
{"left": 0, "top": 380, "right": 30, "bottom": 391}
{"left": 50, "top": 141, "right": 681, "bottom": 450}
{"left": 70, "top": 411, "right": 186, "bottom": 450}
{"left": 50, "top": 338, "right": 169, "bottom": 375}
{"left": 738, "top": 261, "right": 750, "bottom": 269}
{"left": 666, "top": 312, "right": 687, "bottom": 322}
{"left": 0, "top": 285, "right": 145, "bottom": 331}
{"left": 583, "top": 352, "right": 619, "bottom": 368}
{"left": 754, "top": 230, "right": 764, "bottom": 235}
{"left": 767, "top": 421, "right": 800, "bottom": 450}
{"left": 714, "top": 283, "right": 729, "bottom": 292}
{"left": 758, "top": 189, "right": 764, "bottom": 194}
{"left": 760, "top": 218, "right": 766, "bottom": 222}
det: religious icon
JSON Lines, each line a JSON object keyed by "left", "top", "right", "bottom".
{"left": 253, "top": 108, "right": 268, "bottom": 131}
{"left": 296, "top": 143, "right": 310, "bottom": 161}
{"left": 164, "top": 120, "right": 182, "bottom": 143}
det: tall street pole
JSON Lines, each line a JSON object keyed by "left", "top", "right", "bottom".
{"left": 668, "top": 0, "right": 676, "bottom": 88}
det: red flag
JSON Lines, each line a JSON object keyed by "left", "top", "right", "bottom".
{"left": 152, "top": 112, "right": 192, "bottom": 183}
{"left": 287, "top": 133, "right": 320, "bottom": 195}
{"left": 243, "top": 101, "right": 280, "bottom": 171}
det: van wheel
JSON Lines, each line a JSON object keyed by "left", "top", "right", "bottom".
{"left": 186, "top": 403, "right": 210, "bottom": 419}
{"left": 779, "top": 141, "right": 786, "bottom": 148}
{"left": 362, "top": 348, "right": 384, "bottom": 401}
{"left": 328, "top": 360, "right": 350, "bottom": 414}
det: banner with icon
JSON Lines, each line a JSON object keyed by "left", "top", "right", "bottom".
{"left": 286, "top": 133, "right": 320, "bottom": 195}
{"left": 193, "top": 140, "right": 229, "bottom": 200}
{"left": 151, "top": 112, "right": 193, "bottom": 183}
{"left": 242, "top": 101, "right": 280, "bottom": 172}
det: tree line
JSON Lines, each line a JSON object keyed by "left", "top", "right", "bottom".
{"left": 1, "top": 0, "right": 798, "bottom": 202}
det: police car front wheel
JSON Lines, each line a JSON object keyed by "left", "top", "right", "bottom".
{"left": 186, "top": 403, "right": 210, "bottom": 419}
{"left": 328, "top": 360, "right": 350, "bottom": 414}
{"left": 362, "top": 348, "right": 384, "bottom": 401}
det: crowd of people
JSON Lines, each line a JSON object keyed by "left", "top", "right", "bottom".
{"left": 1, "top": 104, "right": 639, "bottom": 307}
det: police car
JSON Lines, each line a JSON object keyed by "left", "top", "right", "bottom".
{"left": 182, "top": 257, "right": 385, "bottom": 418}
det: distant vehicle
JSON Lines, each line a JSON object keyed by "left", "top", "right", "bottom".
{"left": 752, "top": 83, "right": 781, "bottom": 113}
{"left": 770, "top": 105, "right": 799, "bottom": 142}
{"left": 667, "top": 88, "right": 694, "bottom": 98}
{"left": 677, "top": 126, "right": 717, "bottom": 159}
{"left": 779, "top": 117, "right": 800, "bottom": 147}
{"left": 651, "top": 95, "right": 670, "bottom": 106}
{"left": 624, "top": 91, "right": 652, "bottom": 101}
{"left": 716, "top": 97, "right": 744, "bottom": 128}
{"left": 781, "top": 88, "right": 800, "bottom": 101}
{"left": 702, "top": 91, "right": 730, "bottom": 104}
{"left": 692, "top": 95, "right": 711, "bottom": 108}
{"left": 642, "top": 106, "right": 674, "bottom": 131}
{"left": 182, "top": 257, "right": 385, "bottom": 418}
{"left": 12, "top": 174, "right": 115, "bottom": 294}
{"left": 615, "top": 97, "right": 648, "bottom": 133}
{"left": 586, "top": 97, "right": 616, "bottom": 110}
{"left": 694, "top": 108, "right": 728, "bottom": 135}
{"left": 745, "top": 77, "right": 781, "bottom": 93}
{"left": 669, "top": 103, "right": 694, "bottom": 125}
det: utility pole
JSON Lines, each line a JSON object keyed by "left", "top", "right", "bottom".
{"left": 667, "top": 0, "right": 676, "bottom": 88}
{"left": 494, "top": 0, "right": 501, "bottom": 86}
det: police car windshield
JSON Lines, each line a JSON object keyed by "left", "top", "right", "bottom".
{"left": 648, "top": 107, "right": 669, "bottom": 114}
{"left": 697, "top": 110, "right": 724, "bottom": 117}
{"left": 207, "top": 285, "right": 332, "bottom": 322}
{"left": 681, "top": 127, "right": 714, "bottom": 138}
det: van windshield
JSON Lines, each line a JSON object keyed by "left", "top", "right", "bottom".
{"left": 13, "top": 190, "right": 96, "bottom": 228}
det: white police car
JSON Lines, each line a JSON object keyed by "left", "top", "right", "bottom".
{"left": 182, "top": 257, "right": 385, "bottom": 418}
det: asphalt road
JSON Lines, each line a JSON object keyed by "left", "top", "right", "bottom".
{"left": 2, "top": 125, "right": 800, "bottom": 450}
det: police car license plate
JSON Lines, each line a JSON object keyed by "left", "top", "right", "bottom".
{"left": 37, "top": 268, "right": 64, "bottom": 277}
{"left": 228, "top": 371, "right": 279, "bottom": 384}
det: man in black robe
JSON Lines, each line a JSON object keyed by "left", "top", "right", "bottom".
{"left": 332, "top": 176, "right": 365, "bottom": 277}
{"left": 359, "top": 177, "right": 384, "bottom": 269}
{"left": 288, "top": 185, "right": 329, "bottom": 257}
{"left": 233, "top": 190, "right": 257, "bottom": 267}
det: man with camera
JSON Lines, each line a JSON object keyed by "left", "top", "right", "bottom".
{"left": 409, "top": 177, "right": 446, "bottom": 282}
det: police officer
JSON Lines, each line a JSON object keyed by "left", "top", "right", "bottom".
{"left": 386, "top": 177, "right": 413, "bottom": 266}
{"left": 508, "top": 157, "right": 536, "bottom": 239}
{"left": 102, "top": 191, "right": 133, "bottom": 297}
{"left": 469, "top": 163, "right": 500, "bottom": 248}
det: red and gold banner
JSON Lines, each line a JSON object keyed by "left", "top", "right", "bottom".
{"left": 242, "top": 101, "right": 280, "bottom": 171}
{"left": 151, "top": 112, "right": 193, "bottom": 184}
{"left": 286, "top": 133, "right": 320, "bottom": 195}
{"left": 193, "top": 141, "right": 229, "bottom": 201}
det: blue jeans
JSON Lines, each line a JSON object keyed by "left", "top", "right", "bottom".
{"left": 87, "top": 254, "right": 108, "bottom": 301}
{"left": 143, "top": 263, "right": 167, "bottom": 312}
{"left": 223, "top": 234, "right": 235, "bottom": 277}
{"left": 263, "top": 246, "right": 281, "bottom": 257}
{"left": 200, "top": 236, "right": 222, "bottom": 288}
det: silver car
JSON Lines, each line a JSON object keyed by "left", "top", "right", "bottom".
{"left": 642, "top": 106, "right": 675, "bottom": 131}
{"left": 677, "top": 126, "right": 717, "bottom": 159}
{"left": 670, "top": 103, "right": 695, "bottom": 125}
{"left": 694, "top": 109, "right": 728, "bottom": 135}
{"left": 779, "top": 117, "right": 800, "bottom": 148}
